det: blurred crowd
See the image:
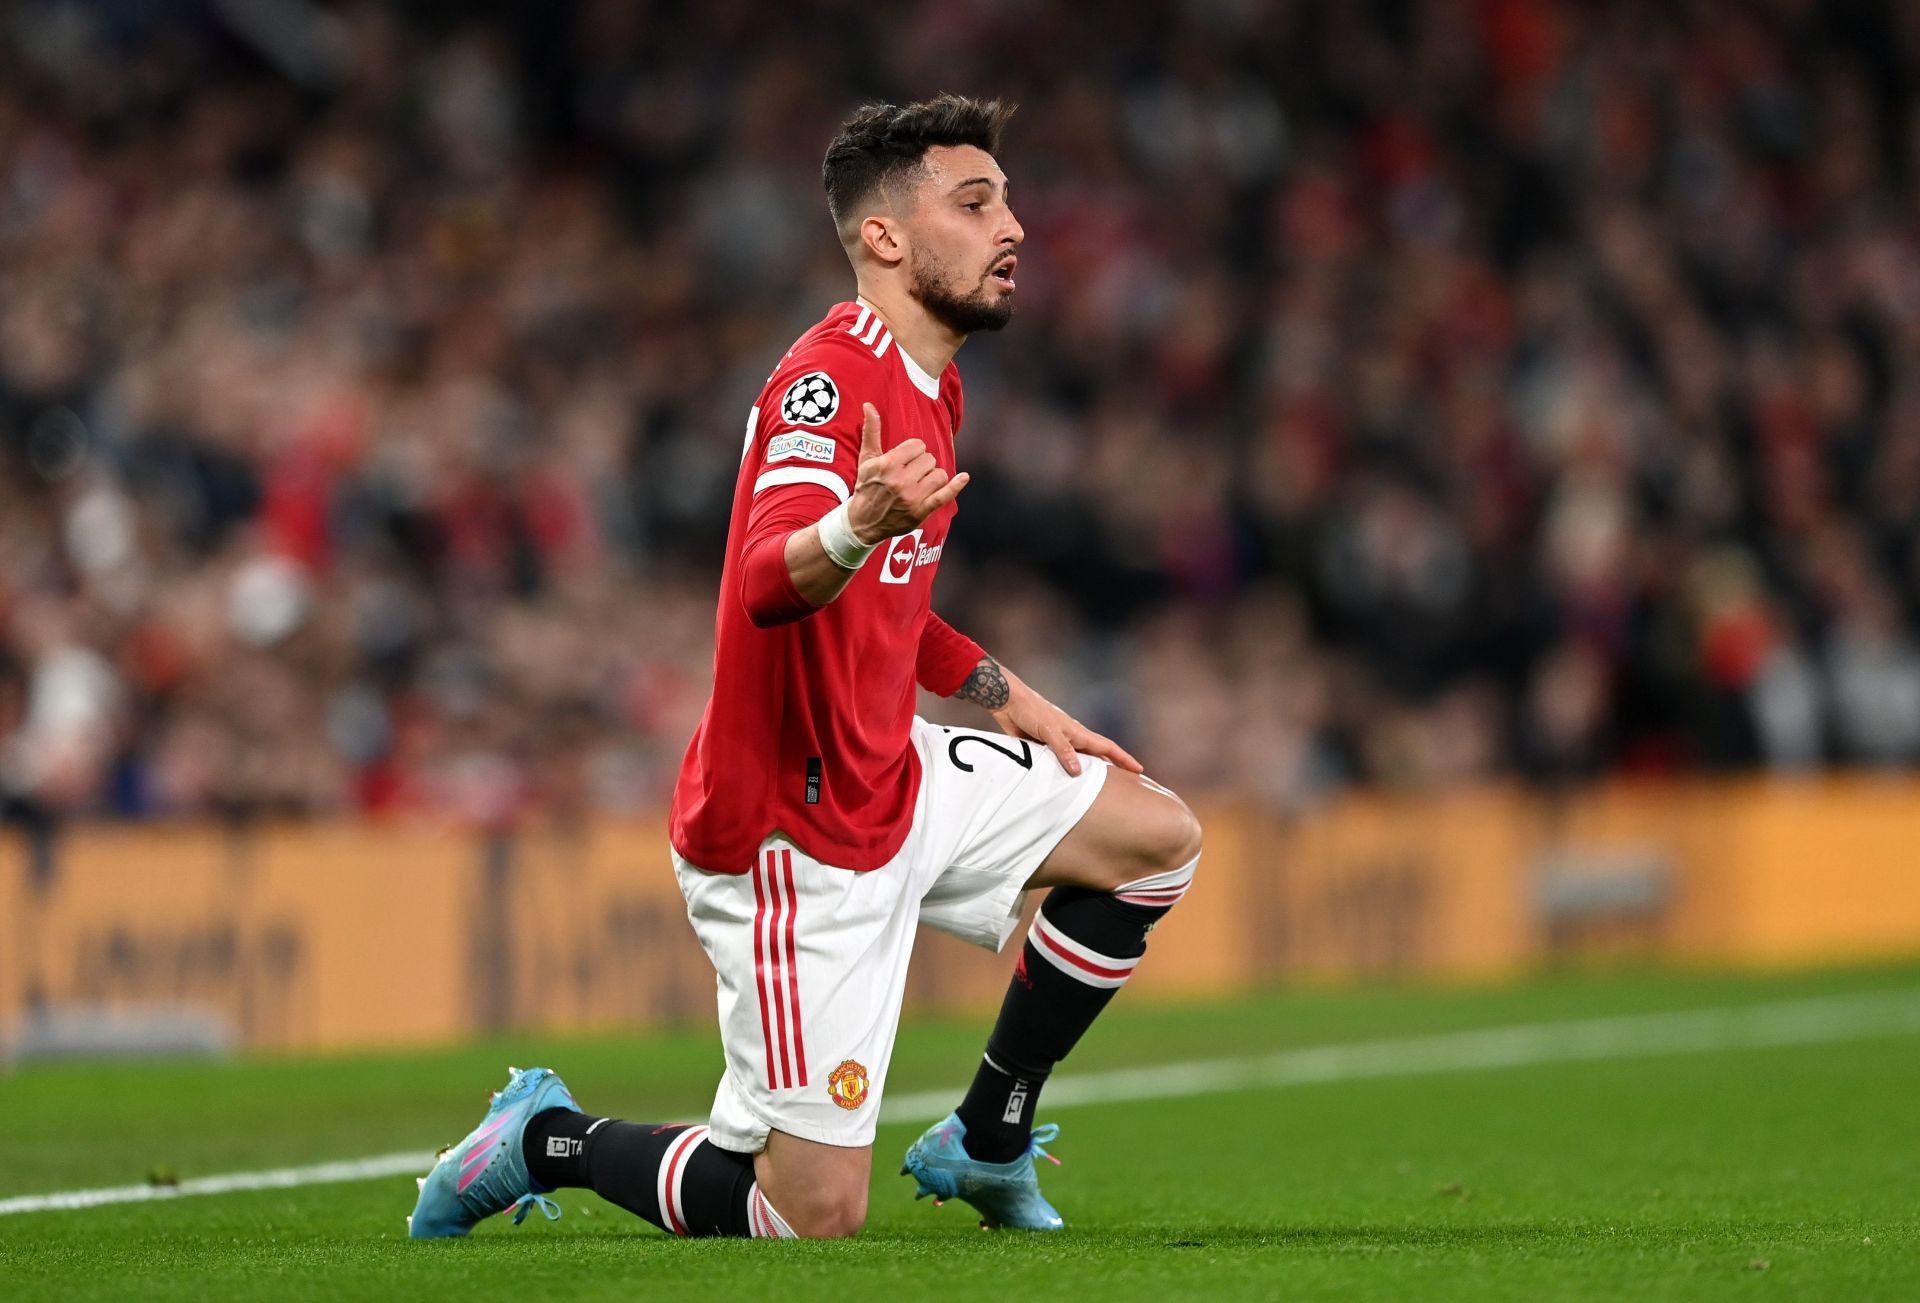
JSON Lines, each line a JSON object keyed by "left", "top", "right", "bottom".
{"left": 2, "top": 0, "right": 1918, "bottom": 825}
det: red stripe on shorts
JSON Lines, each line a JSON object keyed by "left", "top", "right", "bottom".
{"left": 751, "top": 852, "right": 778, "bottom": 1090}
{"left": 766, "top": 850, "right": 794, "bottom": 1089}
{"left": 781, "top": 849, "right": 807, "bottom": 1086}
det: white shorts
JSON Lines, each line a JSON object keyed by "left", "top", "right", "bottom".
{"left": 673, "top": 716, "right": 1110, "bottom": 1151}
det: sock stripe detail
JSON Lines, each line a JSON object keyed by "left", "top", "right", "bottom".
{"left": 1113, "top": 855, "right": 1198, "bottom": 908}
{"left": 1028, "top": 911, "right": 1138, "bottom": 989}
{"left": 656, "top": 1125, "right": 708, "bottom": 1237}
{"left": 584, "top": 1117, "right": 611, "bottom": 1136}
{"left": 749, "top": 1185, "right": 797, "bottom": 1238}
{"left": 747, "top": 1183, "right": 797, "bottom": 1238}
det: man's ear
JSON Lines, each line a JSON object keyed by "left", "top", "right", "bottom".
{"left": 861, "top": 214, "right": 906, "bottom": 268}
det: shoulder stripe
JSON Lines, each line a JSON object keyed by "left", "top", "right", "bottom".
{"left": 753, "top": 466, "right": 850, "bottom": 502}
{"left": 873, "top": 329, "right": 892, "bottom": 360}
{"left": 859, "top": 315, "right": 884, "bottom": 347}
{"left": 848, "top": 305, "right": 871, "bottom": 337}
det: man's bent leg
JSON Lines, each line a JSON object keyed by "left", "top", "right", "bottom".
{"left": 662, "top": 835, "right": 926, "bottom": 1239}
{"left": 522, "top": 1109, "right": 799, "bottom": 1238}
{"left": 520, "top": 1110, "right": 871, "bottom": 1239}
{"left": 953, "top": 769, "right": 1202, "bottom": 1162}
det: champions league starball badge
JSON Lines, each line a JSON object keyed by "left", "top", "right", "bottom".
{"left": 780, "top": 371, "right": 840, "bottom": 425}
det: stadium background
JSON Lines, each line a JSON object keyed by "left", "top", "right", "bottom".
{"left": 2, "top": 0, "right": 1919, "bottom": 1055}
{"left": 4, "top": 5, "right": 1920, "bottom": 1299}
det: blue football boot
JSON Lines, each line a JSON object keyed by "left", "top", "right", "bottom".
{"left": 408, "top": 1066, "right": 581, "bottom": 1238}
{"left": 901, "top": 1112, "right": 1065, "bottom": 1230}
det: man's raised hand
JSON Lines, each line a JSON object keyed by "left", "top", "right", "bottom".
{"left": 847, "top": 403, "right": 970, "bottom": 544}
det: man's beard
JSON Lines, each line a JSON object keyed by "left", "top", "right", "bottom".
{"left": 909, "top": 252, "right": 1014, "bottom": 335}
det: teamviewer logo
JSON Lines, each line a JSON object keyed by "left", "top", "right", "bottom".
{"left": 879, "top": 529, "right": 924, "bottom": 584}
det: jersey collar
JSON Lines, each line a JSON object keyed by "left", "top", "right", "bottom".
{"left": 855, "top": 297, "right": 942, "bottom": 399}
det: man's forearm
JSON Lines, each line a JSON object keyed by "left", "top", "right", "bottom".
{"left": 953, "top": 654, "right": 1012, "bottom": 710}
{"left": 947, "top": 653, "right": 1143, "bottom": 775}
{"left": 783, "top": 521, "right": 865, "bottom": 608}
{"left": 739, "top": 514, "right": 862, "bottom": 627}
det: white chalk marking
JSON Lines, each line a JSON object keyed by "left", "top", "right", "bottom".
{"left": 0, "top": 1151, "right": 435, "bottom": 1216}
{"left": 882, "top": 985, "right": 1920, "bottom": 1120}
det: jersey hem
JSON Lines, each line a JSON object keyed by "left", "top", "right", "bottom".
{"left": 669, "top": 814, "right": 917, "bottom": 877}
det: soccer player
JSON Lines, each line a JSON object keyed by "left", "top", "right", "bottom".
{"left": 410, "top": 94, "right": 1202, "bottom": 1241}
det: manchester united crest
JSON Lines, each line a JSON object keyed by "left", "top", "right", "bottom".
{"left": 826, "top": 1059, "right": 869, "bottom": 1110}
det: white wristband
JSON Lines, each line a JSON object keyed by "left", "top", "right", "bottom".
{"left": 817, "top": 501, "right": 880, "bottom": 570}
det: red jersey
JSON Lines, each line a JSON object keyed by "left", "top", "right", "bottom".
{"left": 670, "top": 301, "right": 986, "bottom": 874}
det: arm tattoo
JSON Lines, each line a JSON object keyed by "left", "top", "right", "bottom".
{"left": 955, "top": 655, "right": 1010, "bottom": 710}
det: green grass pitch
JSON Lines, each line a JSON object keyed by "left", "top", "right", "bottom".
{"left": 3, "top": 963, "right": 1916, "bottom": 1301}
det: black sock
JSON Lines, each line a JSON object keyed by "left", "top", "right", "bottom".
{"left": 956, "top": 885, "right": 1172, "bottom": 1162}
{"left": 522, "top": 1110, "right": 760, "bottom": 1237}
{"left": 524, "top": 1109, "right": 599, "bottom": 1188}
{"left": 956, "top": 1054, "right": 1040, "bottom": 1153}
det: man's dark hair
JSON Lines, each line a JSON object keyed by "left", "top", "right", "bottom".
{"left": 823, "top": 94, "right": 1016, "bottom": 230}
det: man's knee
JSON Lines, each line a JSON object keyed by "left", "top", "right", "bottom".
{"left": 781, "top": 1182, "right": 867, "bottom": 1239}
{"left": 1164, "top": 794, "right": 1204, "bottom": 869}
{"left": 754, "top": 1131, "right": 870, "bottom": 1239}
{"left": 1032, "top": 771, "right": 1202, "bottom": 893}
{"left": 1128, "top": 785, "right": 1203, "bottom": 881}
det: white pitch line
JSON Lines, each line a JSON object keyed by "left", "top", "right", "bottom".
{"left": 3, "top": 986, "right": 1916, "bottom": 1218}
{"left": 881, "top": 985, "right": 1920, "bottom": 1121}
{"left": 0, "top": 1152, "right": 435, "bottom": 1216}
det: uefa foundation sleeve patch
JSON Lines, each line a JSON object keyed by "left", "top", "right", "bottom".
{"left": 779, "top": 372, "right": 840, "bottom": 425}
{"left": 766, "top": 432, "right": 837, "bottom": 465}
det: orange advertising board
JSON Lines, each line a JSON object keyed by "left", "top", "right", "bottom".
{"left": 1, "top": 779, "right": 1916, "bottom": 1054}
